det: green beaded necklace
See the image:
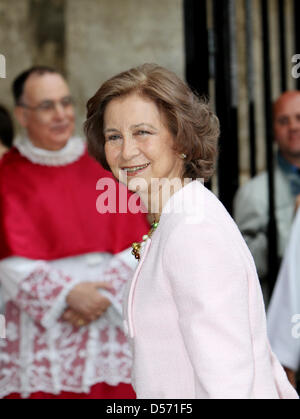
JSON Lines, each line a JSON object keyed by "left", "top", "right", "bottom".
{"left": 131, "top": 221, "right": 159, "bottom": 260}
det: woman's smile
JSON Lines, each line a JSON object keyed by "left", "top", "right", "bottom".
{"left": 121, "top": 162, "right": 151, "bottom": 176}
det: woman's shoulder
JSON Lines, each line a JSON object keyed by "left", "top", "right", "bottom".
{"left": 161, "top": 180, "right": 232, "bottom": 228}
{"left": 158, "top": 180, "right": 246, "bottom": 257}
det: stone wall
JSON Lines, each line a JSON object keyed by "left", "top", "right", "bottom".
{"left": 66, "top": 0, "right": 184, "bottom": 132}
{"left": 0, "top": 0, "right": 298, "bottom": 179}
{"left": 0, "top": 0, "right": 184, "bottom": 140}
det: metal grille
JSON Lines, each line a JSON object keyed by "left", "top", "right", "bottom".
{"left": 184, "top": 0, "right": 299, "bottom": 295}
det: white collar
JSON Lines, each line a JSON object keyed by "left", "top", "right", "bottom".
{"left": 14, "top": 136, "right": 86, "bottom": 167}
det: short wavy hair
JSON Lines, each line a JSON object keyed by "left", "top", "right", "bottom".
{"left": 84, "top": 63, "right": 219, "bottom": 181}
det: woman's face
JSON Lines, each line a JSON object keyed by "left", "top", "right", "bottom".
{"left": 103, "top": 93, "right": 184, "bottom": 195}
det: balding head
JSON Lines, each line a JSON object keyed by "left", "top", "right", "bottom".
{"left": 14, "top": 71, "right": 75, "bottom": 151}
{"left": 273, "top": 90, "right": 300, "bottom": 166}
{"left": 274, "top": 91, "right": 300, "bottom": 117}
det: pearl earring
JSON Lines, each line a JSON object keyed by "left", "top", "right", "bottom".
{"left": 181, "top": 153, "right": 187, "bottom": 159}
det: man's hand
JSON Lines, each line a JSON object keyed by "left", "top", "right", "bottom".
{"left": 66, "top": 281, "right": 113, "bottom": 322}
{"left": 62, "top": 308, "right": 91, "bottom": 327}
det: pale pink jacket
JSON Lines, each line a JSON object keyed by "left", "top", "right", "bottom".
{"left": 123, "top": 180, "right": 298, "bottom": 399}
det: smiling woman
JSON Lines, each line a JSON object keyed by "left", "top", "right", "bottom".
{"left": 85, "top": 63, "right": 219, "bottom": 184}
{"left": 103, "top": 93, "right": 184, "bottom": 203}
{"left": 85, "top": 63, "right": 219, "bottom": 220}
{"left": 84, "top": 64, "right": 298, "bottom": 399}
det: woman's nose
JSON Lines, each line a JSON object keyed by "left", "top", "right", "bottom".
{"left": 121, "top": 136, "right": 139, "bottom": 160}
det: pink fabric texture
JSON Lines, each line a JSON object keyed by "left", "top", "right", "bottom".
{"left": 123, "top": 181, "right": 298, "bottom": 399}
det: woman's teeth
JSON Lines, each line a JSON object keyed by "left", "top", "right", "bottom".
{"left": 123, "top": 163, "right": 150, "bottom": 173}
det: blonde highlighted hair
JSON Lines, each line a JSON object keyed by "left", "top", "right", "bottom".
{"left": 85, "top": 63, "right": 219, "bottom": 181}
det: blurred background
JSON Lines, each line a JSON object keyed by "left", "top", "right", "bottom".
{"left": 0, "top": 0, "right": 184, "bottom": 145}
{"left": 0, "top": 0, "right": 299, "bottom": 200}
{"left": 0, "top": 0, "right": 300, "bottom": 294}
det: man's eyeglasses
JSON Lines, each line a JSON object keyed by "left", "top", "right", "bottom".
{"left": 18, "top": 96, "right": 74, "bottom": 114}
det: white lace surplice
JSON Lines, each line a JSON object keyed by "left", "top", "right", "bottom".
{"left": 0, "top": 250, "right": 137, "bottom": 398}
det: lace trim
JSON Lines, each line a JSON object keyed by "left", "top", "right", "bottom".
{"left": 19, "top": 311, "right": 34, "bottom": 396}
{"left": 14, "top": 136, "right": 85, "bottom": 167}
{"left": 0, "top": 255, "right": 133, "bottom": 397}
{"left": 83, "top": 322, "right": 97, "bottom": 392}
{"left": 41, "top": 275, "right": 82, "bottom": 329}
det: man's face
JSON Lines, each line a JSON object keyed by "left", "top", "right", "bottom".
{"left": 16, "top": 73, "right": 75, "bottom": 150}
{"left": 274, "top": 92, "right": 300, "bottom": 161}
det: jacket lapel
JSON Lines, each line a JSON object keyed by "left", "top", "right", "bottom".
{"left": 126, "top": 238, "right": 152, "bottom": 338}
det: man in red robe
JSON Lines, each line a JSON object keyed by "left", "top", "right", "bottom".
{"left": 0, "top": 66, "right": 148, "bottom": 399}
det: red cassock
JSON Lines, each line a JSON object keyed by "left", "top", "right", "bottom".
{"left": 0, "top": 147, "right": 149, "bottom": 261}
{"left": 0, "top": 147, "right": 149, "bottom": 399}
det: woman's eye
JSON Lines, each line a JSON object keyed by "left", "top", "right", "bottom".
{"left": 136, "top": 130, "right": 151, "bottom": 136}
{"left": 107, "top": 134, "right": 121, "bottom": 141}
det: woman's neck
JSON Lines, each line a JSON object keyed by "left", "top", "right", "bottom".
{"left": 143, "top": 178, "right": 186, "bottom": 224}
